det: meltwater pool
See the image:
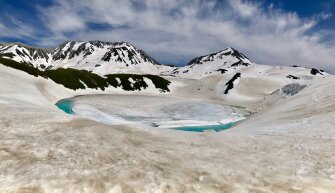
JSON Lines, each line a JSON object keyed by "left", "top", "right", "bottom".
{"left": 55, "top": 99, "right": 74, "bottom": 114}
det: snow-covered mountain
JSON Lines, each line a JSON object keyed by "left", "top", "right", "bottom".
{"left": 0, "top": 42, "right": 52, "bottom": 68}
{"left": 170, "top": 47, "right": 253, "bottom": 78}
{"left": 0, "top": 41, "right": 171, "bottom": 75}
{"left": 170, "top": 47, "right": 326, "bottom": 80}
{"left": 0, "top": 41, "right": 327, "bottom": 83}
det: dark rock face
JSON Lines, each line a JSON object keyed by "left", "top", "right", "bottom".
{"left": 231, "top": 61, "right": 250, "bottom": 67}
{"left": 286, "top": 75, "right": 300, "bottom": 80}
{"left": 224, "top": 73, "right": 241, "bottom": 94}
{"left": 101, "top": 52, "right": 112, "bottom": 62}
{"left": 0, "top": 52, "right": 15, "bottom": 59}
{"left": 281, "top": 84, "right": 307, "bottom": 96}
{"left": 311, "top": 68, "right": 323, "bottom": 75}
{"left": 229, "top": 48, "right": 251, "bottom": 62}
{"left": 216, "top": 69, "right": 227, "bottom": 74}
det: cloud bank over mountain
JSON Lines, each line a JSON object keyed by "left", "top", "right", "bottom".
{"left": 0, "top": 0, "right": 335, "bottom": 72}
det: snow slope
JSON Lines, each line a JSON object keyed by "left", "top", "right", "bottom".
{"left": 0, "top": 58, "right": 335, "bottom": 192}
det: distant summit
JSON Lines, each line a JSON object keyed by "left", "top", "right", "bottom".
{"left": 170, "top": 47, "right": 253, "bottom": 78}
{"left": 187, "top": 47, "right": 252, "bottom": 66}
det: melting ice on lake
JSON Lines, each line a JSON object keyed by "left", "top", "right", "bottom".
{"left": 55, "top": 96, "right": 248, "bottom": 132}
{"left": 173, "top": 122, "right": 239, "bottom": 132}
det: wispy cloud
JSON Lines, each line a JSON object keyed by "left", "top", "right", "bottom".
{"left": 1, "top": 0, "right": 335, "bottom": 72}
{"left": 0, "top": 16, "right": 37, "bottom": 40}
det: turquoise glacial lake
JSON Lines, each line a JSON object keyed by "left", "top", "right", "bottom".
{"left": 55, "top": 98, "right": 242, "bottom": 132}
{"left": 55, "top": 99, "right": 74, "bottom": 114}
{"left": 174, "top": 122, "right": 238, "bottom": 132}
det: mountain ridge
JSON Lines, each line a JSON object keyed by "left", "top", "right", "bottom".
{"left": 0, "top": 41, "right": 167, "bottom": 75}
{"left": 0, "top": 41, "right": 328, "bottom": 80}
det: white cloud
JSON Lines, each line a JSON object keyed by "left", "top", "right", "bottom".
{"left": 229, "top": 0, "right": 259, "bottom": 18}
{"left": 2, "top": 0, "right": 335, "bottom": 73}
{"left": 38, "top": 1, "right": 86, "bottom": 34}
{"left": 0, "top": 16, "right": 37, "bottom": 39}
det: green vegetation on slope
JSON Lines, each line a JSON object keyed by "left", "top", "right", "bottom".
{"left": 0, "top": 58, "right": 170, "bottom": 92}
{"left": 45, "top": 68, "right": 109, "bottom": 91}
{"left": 145, "top": 75, "right": 171, "bottom": 92}
{"left": 105, "top": 74, "right": 170, "bottom": 92}
{"left": 0, "top": 57, "right": 44, "bottom": 77}
{"left": 106, "top": 74, "right": 147, "bottom": 91}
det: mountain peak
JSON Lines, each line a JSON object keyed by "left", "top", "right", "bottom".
{"left": 187, "top": 47, "right": 252, "bottom": 66}
{"left": 170, "top": 47, "right": 253, "bottom": 78}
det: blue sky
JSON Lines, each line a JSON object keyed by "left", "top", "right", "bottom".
{"left": 0, "top": 0, "right": 335, "bottom": 72}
